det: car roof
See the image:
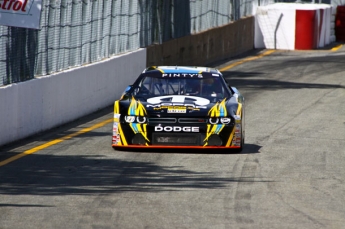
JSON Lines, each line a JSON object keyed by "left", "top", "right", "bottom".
{"left": 143, "top": 66, "right": 221, "bottom": 75}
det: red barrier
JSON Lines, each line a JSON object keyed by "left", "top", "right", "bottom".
{"left": 335, "top": 6, "right": 345, "bottom": 42}
{"left": 295, "top": 10, "right": 318, "bottom": 50}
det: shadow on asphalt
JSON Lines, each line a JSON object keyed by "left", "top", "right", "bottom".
{"left": 114, "top": 143, "right": 261, "bottom": 155}
{"left": 0, "top": 147, "right": 269, "bottom": 197}
{"left": 222, "top": 53, "right": 345, "bottom": 91}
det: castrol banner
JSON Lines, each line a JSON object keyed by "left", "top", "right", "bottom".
{"left": 0, "top": 0, "right": 42, "bottom": 29}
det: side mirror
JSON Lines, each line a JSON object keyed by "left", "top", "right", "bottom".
{"left": 231, "top": 87, "right": 244, "bottom": 103}
{"left": 119, "top": 85, "right": 133, "bottom": 100}
{"left": 231, "top": 87, "right": 239, "bottom": 94}
{"left": 124, "top": 85, "right": 132, "bottom": 93}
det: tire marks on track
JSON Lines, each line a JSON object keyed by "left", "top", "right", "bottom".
{"left": 233, "top": 156, "right": 259, "bottom": 225}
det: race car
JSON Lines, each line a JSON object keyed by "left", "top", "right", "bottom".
{"left": 112, "top": 66, "right": 245, "bottom": 152}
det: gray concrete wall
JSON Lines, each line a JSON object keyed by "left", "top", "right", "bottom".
{"left": 147, "top": 17, "right": 254, "bottom": 66}
{"left": 0, "top": 49, "right": 147, "bottom": 147}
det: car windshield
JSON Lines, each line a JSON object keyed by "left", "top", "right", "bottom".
{"left": 132, "top": 75, "right": 230, "bottom": 100}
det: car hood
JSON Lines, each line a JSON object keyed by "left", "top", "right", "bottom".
{"left": 120, "top": 95, "right": 239, "bottom": 117}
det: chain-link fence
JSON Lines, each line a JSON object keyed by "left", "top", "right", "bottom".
{"left": 1, "top": 0, "right": 342, "bottom": 86}
{"left": 0, "top": 0, "right": 279, "bottom": 86}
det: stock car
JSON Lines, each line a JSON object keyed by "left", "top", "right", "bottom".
{"left": 112, "top": 66, "right": 245, "bottom": 152}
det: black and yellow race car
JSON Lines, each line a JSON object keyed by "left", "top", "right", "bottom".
{"left": 112, "top": 66, "right": 245, "bottom": 152}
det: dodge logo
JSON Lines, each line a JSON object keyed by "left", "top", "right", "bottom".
{"left": 155, "top": 126, "right": 199, "bottom": 132}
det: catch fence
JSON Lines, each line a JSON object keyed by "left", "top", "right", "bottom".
{"left": 0, "top": 0, "right": 264, "bottom": 86}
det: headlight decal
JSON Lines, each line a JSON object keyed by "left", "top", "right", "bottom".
{"left": 127, "top": 97, "right": 149, "bottom": 144}
{"left": 204, "top": 98, "right": 228, "bottom": 145}
{"left": 124, "top": 115, "right": 136, "bottom": 123}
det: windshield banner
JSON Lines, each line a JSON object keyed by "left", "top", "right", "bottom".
{"left": 0, "top": 0, "right": 42, "bottom": 29}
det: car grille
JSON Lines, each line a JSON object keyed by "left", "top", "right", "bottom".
{"left": 148, "top": 118, "right": 177, "bottom": 123}
{"left": 178, "top": 118, "right": 207, "bottom": 123}
{"left": 152, "top": 133, "right": 201, "bottom": 146}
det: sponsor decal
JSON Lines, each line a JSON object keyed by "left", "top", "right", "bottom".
{"left": 113, "top": 123, "right": 119, "bottom": 136}
{"left": 114, "top": 114, "right": 121, "bottom": 122}
{"left": 0, "top": 0, "right": 29, "bottom": 12}
{"left": 0, "top": 0, "right": 42, "bottom": 29}
{"left": 162, "top": 73, "right": 203, "bottom": 78}
{"left": 167, "top": 107, "right": 186, "bottom": 113}
{"left": 152, "top": 105, "right": 200, "bottom": 112}
{"left": 112, "top": 121, "right": 121, "bottom": 145}
{"left": 156, "top": 137, "right": 170, "bottom": 143}
{"left": 155, "top": 126, "right": 199, "bottom": 132}
{"left": 112, "top": 135, "right": 121, "bottom": 145}
{"left": 235, "top": 124, "right": 241, "bottom": 133}
{"left": 234, "top": 115, "right": 241, "bottom": 123}
{"left": 226, "top": 124, "right": 242, "bottom": 147}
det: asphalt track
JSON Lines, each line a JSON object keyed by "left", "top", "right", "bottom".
{"left": 0, "top": 45, "right": 344, "bottom": 229}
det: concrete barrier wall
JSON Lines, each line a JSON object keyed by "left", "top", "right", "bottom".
{"left": 0, "top": 49, "right": 147, "bottom": 147}
{"left": 147, "top": 17, "right": 254, "bottom": 66}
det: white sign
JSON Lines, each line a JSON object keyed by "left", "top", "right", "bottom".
{"left": 0, "top": 0, "right": 42, "bottom": 29}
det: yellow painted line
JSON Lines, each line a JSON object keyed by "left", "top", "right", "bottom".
{"left": 331, "top": 44, "right": 342, "bottom": 52}
{"left": 0, "top": 118, "right": 113, "bottom": 167}
{"left": 220, "top": 50, "right": 276, "bottom": 72}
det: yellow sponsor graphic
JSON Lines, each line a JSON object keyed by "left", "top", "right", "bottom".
{"left": 153, "top": 105, "right": 199, "bottom": 112}
{"left": 203, "top": 124, "right": 225, "bottom": 146}
{"left": 118, "top": 122, "right": 128, "bottom": 146}
{"left": 114, "top": 100, "right": 120, "bottom": 113}
{"left": 167, "top": 106, "right": 187, "bottom": 113}
{"left": 208, "top": 98, "right": 227, "bottom": 117}
{"left": 128, "top": 97, "right": 149, "bottom": 145}
{"left": 128, "top": 96, "right": 147, "bottom": 116}
{"left": 204, "top": 98, "right": 227, "bottom": 146}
